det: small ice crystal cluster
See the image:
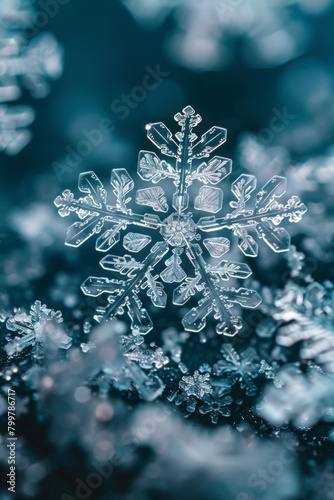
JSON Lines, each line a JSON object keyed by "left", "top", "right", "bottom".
{"left": 168, "top": 343, "right": 260, "bottom": 418}
{"left": 55, "top": 106, "right": 307, "bottom": 337}
{"left": 4, "top": 300, "right": 72, "bottom": 360}
{"left": 0, "top": 0, "right": 63, "bottom": 154}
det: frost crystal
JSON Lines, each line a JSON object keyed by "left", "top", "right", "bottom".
{"left": 5, "top": 300, "right": 72, "bottom": 359}
{"left": 55, "top": 106, "right": 306, "bottom": 337}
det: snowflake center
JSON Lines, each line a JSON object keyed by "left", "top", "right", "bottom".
{"left": 160, "top": 212, "right": 197, "bottom": 247}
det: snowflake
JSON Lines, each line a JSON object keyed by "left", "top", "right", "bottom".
{"left": 199, "top": 392, "right": 233, "bottom": 424}
{"left": 180, "top": 370, "right": 212, "bottom": 398}
{"left": 0, "top": 0, "right": 63, "bottom": 154}
{"left": 174, "top": 370, "right": 213, "bottom": 413}
{"left": 214, "top": 344, "right": 260, "bottom": 396}
{"left": 55, "top": 106, "right": 306, "bottom": 337}
{"left": 4, "top": 300, "right": 72, "bottom": 359}
{"left": 199, "top": 384, "right": 233, "bottom": 423}
{"left": 259, "top": 360, "right": 283, "bottom": 388}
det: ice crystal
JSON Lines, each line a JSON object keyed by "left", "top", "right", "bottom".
{"left": 0, "top": 30, "right": 63, "bottom": 101}
{"left": 120, "top": 333, "right": 169, "bottom": 369}
{"left": 73, "top": 324, "right": 165, "bottom": 403}
{"left": 199, "top": 383, "right": 233, "bottom": 423}
{"left": 55, "top": 106, "right": 306, "bottom": 337}
{"left": 4, "top": 300, "right": 72, "bottom": 359}
{"left": 273, "top": 281, "right": 334, "bottom": 373}
{"left": 77, "top": 324, "right": 165, "bottom": 401}
{"left": 180, "top": 370, "right": 212, "bottom": 398}
{"left": 0, "top": 0, "right": 63, "bottom": 154}
{"left": 175, "top": 370, "right": 213, "bottom": 413}
{"left": 199, "top": 362, "right": 212, "bottom": 374}
{"left": 214, "top": 344, "right": 260, "bottom": 396}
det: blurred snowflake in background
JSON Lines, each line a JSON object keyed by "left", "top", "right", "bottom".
{"left": 0, "top": 0, "right": 63, "bottom": 154}
{"left": 121, "top": 0, "right": 333, "bottom": 70}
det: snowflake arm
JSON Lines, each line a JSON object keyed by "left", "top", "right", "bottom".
{"left": 81, "top": 242, "right": 169, "bottom": 334}
{"left": 199, "top": 175, "right": 307, "bottom": 256}
{"left": 178, "top": 243, "right": 261, "bottom": 336}
{"left": 121, "top": 335, "right": 169, "bottom": 370}
{"left": 138, "top": 151, "right": 179, "bottom": 183}
{"left": 54, "top": 170, "right": 162, "bottom": 251}
{"left": 140, "top": 105, "right": 229, "bottom": 214}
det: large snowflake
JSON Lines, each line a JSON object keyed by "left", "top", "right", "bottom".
{"left": 55, "top": 106, "right": 307, "bottom": 337}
